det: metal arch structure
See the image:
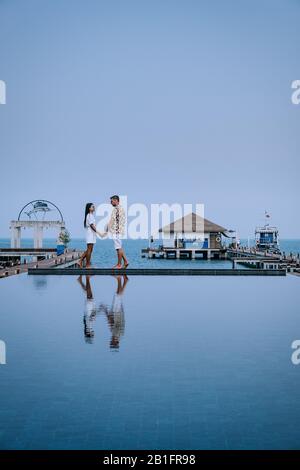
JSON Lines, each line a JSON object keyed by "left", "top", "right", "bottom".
{"left": 17, "top": 199, "right": 64, "bottom": 222}
{"left": 10, "top": 200, "right": 66, "bottom": 249}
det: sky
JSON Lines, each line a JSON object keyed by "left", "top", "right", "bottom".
{"left": 0, "top": 0, "right": 299, "bottom": 239}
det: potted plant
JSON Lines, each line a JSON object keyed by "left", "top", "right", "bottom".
{"left": 57, "top": 229, "right": 71, "bottom": 255}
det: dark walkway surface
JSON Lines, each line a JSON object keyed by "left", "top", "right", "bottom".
{"left": 28, "top": 267, "right": 286, "bottom": 276}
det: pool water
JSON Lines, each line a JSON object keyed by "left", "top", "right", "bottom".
{"left": 0, "top": 273, "right": 300, "bottom": 449}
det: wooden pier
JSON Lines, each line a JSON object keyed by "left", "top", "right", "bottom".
{"left": 0, "top": 248, "right": 57, "bottom": 253}
{"left": 231, "top": 258, "right": 284, "bottom": 270}
{"left": 0, "top": 249, "right": 82, "bottom": 278}
{"left": 227, "top": 248, "right": 300, "bottom": 274}
{"left": 142, "top": 247, "right": 227, "bottom": 260}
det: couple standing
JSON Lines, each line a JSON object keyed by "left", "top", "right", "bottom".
{"left": 79, "top": 195, "right": 129, "bottom": 269}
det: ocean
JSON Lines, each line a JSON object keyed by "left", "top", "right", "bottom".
{"left": 1, "top": 238, "right": 300, "bottom": 269}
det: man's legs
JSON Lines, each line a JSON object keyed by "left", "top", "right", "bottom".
{"left": 120, "top": 248, "right": 128, "bottom": 267}
{"left": 115, "top": 248, "right": 123, "bottom": 268}
{"left": 113, "top": 237, "right": 128, "bottom": 268}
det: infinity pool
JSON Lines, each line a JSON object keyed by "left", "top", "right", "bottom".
{"left": 0, "top": 273, "right": 299, "bottom": 449}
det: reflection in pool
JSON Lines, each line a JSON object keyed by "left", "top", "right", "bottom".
{"left": 0, "top": 273, "right": 300, "bottom": 450}
{"left": 78, "top": 275, "right": 127, "bottom": 349}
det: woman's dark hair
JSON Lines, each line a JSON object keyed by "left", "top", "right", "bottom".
{"left": 84, "top": 203, "right": 94, "bottom": 228}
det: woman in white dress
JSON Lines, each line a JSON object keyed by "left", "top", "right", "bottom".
{"left": 78, "top": 203, "right": 101, "bottom": 268}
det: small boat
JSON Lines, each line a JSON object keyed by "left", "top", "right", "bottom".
{"left": 255, "top": 212, "right": 280, "bottom": 254}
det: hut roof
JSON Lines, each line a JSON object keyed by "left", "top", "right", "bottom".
{"left": 158, "top": 212, "right": 227, "bottom": 234}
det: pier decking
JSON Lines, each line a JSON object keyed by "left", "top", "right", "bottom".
{"left": 227, "top": 248, "right": 300, "bottom": 273}
{"left": 142, "top": 247, "right": 227, "bottom": 260}
{"left": 0, "top": 250, "right": 82, "bottom": 278}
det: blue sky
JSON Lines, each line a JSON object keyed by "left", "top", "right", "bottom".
{"left": 0, "top": 0, "right": 299, "bottom": 238}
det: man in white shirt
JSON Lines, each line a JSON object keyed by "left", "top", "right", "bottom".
{"left": 98, "top": 274, "right": 127, "bottom": 349}
{"left": 107, "top": 195, "right": 129, "bottom": 269}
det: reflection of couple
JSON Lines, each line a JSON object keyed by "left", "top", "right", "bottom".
{"left": 78, "top": 195, "right": 129, "bottom": 269}
{"left": 77, "top": 274, "right": 128, "bottom": 349}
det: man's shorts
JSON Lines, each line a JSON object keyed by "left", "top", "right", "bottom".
{"left": 113, "top": 235, "right": 122, "bottom": 250}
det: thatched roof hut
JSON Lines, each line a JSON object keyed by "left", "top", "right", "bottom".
{"left": 158, "top": 212, "right": 227, "bottom": 235}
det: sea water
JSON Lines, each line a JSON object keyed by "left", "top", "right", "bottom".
{"left": 1, "top": 238, "right": 299, "bottom": 269}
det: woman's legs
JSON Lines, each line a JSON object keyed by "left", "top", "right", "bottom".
{"left": 78, "top": 248, "right": 87, "bottom": 268}
{"left": 86, "top": 243, "right": 94, "bottom": 268}
{"left": 79, "top": 243, "right": 94, "bottom": 268}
